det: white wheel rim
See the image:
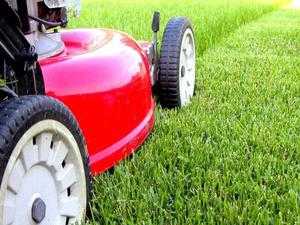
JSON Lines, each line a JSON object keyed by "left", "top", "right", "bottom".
{"left": 0, "top": 120, "right": 87, "bottom": 225}
{"left": 179, "top": 28, "right": 196, "bottom": 106}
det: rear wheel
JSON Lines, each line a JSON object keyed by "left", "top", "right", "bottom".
{"left": 0, "top": 96, "right": 91, "bottom": 225}
{"left": 158, "top": 17, "right": 196, "bottom": 108}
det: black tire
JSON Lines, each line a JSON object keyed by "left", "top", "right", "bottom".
{"left": 0, "top": 96, "right": 92, "bottom": 224}
{"left": 158, "top": 17, "right": 196, "bottom": 108}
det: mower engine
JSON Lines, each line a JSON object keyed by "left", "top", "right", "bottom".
{"left": 0, "top": 0, "right": 79, "bottom": 99}
{"left": 6, "top": 0, "right": 80, "bottom": 58}
{"left": 6, "top": 0, "right": 73, "bottom": 59}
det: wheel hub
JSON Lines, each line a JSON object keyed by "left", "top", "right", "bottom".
{"left": 32, "top": 198, "right": 46, "bottom": 223}
{"left": 0, "top": 120, "right": 88, "bottom": 225}
{"left": 181, "top": 66, "right": 186, "bottom": 78}
{"left": 13, "top": 164, "right": 60, "bottom": 225}
{"left": 179, "top": 28, "right": 196, "bottom": 106}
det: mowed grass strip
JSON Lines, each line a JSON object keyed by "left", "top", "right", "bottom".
{"left": 70, "top": 0, "right": 289, "bottom": 55}
{"left": 84, "top": 7, "right": 300, "bottom": 225}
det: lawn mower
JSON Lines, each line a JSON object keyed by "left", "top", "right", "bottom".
{"left": 0, "top": 0, "right": 196, "bottom": 224}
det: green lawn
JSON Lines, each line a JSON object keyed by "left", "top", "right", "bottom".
{"left": 70, "top": 0, "right": 289, "bottom": 54}
{"left": 70, "top": 1, "right": 300, "bottom": 224}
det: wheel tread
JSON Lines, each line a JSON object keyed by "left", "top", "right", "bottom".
{"left": 157, "top": 17, "right": 194, "bottom": 108}
{"left": 0, "top": 96, "right": 92, "bottom": 219}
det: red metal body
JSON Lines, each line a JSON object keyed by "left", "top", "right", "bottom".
{"left": 38, "top": 29, "right": 155, "bottom": 175}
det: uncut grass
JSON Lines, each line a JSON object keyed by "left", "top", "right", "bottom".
{"left": 69, "top": 1, "right": 300, "bottom": 224}
{"left": 70, "top": 0, "right": 289, "bottom": 55}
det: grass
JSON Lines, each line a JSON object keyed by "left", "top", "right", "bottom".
{"left": 69, "top": 0, "right": 300, "bottom": 224}
{"left": 0, "top": 79, "right": 5, "bottom": 86}
{"left": 70, "top": 0, "right": 289, "bottom": 54}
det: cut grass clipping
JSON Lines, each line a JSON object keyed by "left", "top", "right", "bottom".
{"left": 69, "top": 0, "right": 299, "bottom": 224}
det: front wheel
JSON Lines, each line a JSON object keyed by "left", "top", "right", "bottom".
{"left": 158, "top": 17, "right": 196, "bottom": 108}
{"left": 0, "top": 96, "right": 91, "bottom": 225}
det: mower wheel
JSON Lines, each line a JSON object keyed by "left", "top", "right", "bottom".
{"left": 0, "top": 96, "right": 91, "bottom": 225}
{"left": 158, "top": 17, "right": 196, "bottom": 108}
